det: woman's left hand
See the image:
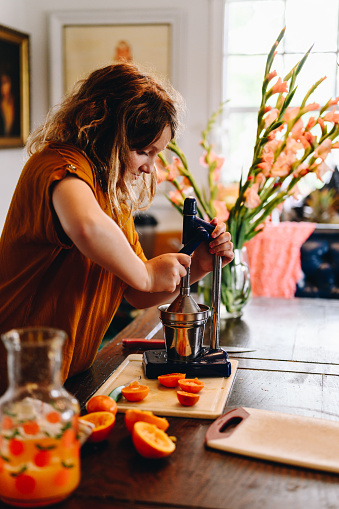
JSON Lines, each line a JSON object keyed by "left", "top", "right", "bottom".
{"left": 191, "top": 217, "right": 234, "bottom": 275}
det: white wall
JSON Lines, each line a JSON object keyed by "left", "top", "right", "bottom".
{"left": 0, "top": 0, "right": 225, "bottom": 232}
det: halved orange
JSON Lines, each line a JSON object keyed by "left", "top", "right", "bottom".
{"left": 177, "top": 390, "right": 200, "bottom": 407}
{"left": 158, "top": 373, "right": 186, "bottom": 388}
{"left": 86, "top": 395, "right": 118, "bottom": 415}
{"left": 178, "top": 377, "right": 204, "bottom": 393}
{"left": 132, "top": 421, "right": 176, "bottom": 458}
{"left": 79, "top": 411, "right": 115, "bottom": 443}
{"left": 121, "top": 381, "right": 149, "bottom": 402}
{"left": 125, "top": 409, "right": 169, "bottom": 433}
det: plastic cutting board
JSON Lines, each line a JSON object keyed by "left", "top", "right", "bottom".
{"left": 205, "top": 407, "right": 339, "bottom": 473}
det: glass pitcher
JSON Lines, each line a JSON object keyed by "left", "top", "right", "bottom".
{"left": 0, "top": 327, "right": 81, "bottom": 507}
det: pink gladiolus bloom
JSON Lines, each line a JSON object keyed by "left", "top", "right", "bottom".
{"left": 255, "top": 172, "right": 266, "bottom": 189}
{"left": 156, "top": 166, "right": 168, "bottom": 184}
{"left": 306, "top": 117, "right": 317, "bottom": 130}
{"left": 291, "top": 118, "right": 304, "bottom": 135}
{"left": 264, "top": 106, "right": 272, "bottom": 113}
{"left": 332, "top": 142, "right": 339, "bottom": 148}
{"left": 271, "top": 152, "right": 292, "bottom": 177}
{"left": 328, "top": 97, "right": 339, "bottom": 106}
{"left": 318, "top": 117, "right": 325, "bottom": 130}
{"left": 199, "top": 152, "right": 209, "bottom": 167}
{"left": 167, "top": 157, "right": 183, "bottom": 181}
{"left": 213, "top": 200, "right": 229, "bottom": 222}
{"left": 267, "top": 70, "right": 277, "bottom": 81}
{"left": 315, "top": 161, "right": 332, "bottom": 181}
{"left": 293, "top": 163, "right": 309, "bottom": 178}
{"left": 199, "top": 150, "right": 225, "bottom": 170}
{"left": 257, "top": 162, "right": 272, "bottom": 175}
{"left": 284, "top": 107, "right": 300, "bottom": 122}
{"left": 169, "top": 189, "right": 184, "bottom": 206}
{"left": 285, "top": 137, "right": 302, "bottom": 154}
{"left": 271, "top": 77, "right": 288, "bottom": 95}
{"left": 262, "top": 145, "right": 275, "bottom": 164}
{"left": 305, "top": 102, "right": 320, "bottom": 112}
{"left": 264, "top": 108, "right": 279, "bottom": 127}
{"left": 244, "top": 183, "right": 261, "bottom": 209}
{"left": 182, "top": 176, "right": 192, "bottom": 188}
{"left": 323, "top": 107, "right": 339, "bottom": 124}
{"left": 213, "top": 168, "right": 221, "bottom": 182}
{"left": 314, "top": 138, "right": 332, "bottom": 161}
{"left": 299, "top": 135, "right": 311, "bottom": 150}
{"left": 304, "top": 131, "right": 316, "bottom": 144}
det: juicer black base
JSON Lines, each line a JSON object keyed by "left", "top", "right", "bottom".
{"left": 143, "top": 349, "right": 232, "bottom": 379}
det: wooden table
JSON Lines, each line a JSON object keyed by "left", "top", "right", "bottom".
{"left": 55, "top": 298, "right": 339, "bottom": 509}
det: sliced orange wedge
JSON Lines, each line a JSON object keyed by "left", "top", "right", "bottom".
{"left": 178, "top": 377, "right": 204, "bottom": 393}
{"left": 132, "top": 421, "right": 176, "bottom": 458}
{"left": 125, "top": 409, "right": 169, "bottom": 433}
{"left": 177, "top": 390, "right": 200, "bottom": 407}
{"left": 121, "top": 381, "right": 149, "bottom": 402}
{"left": 79, "top": 411, "right": 115, "bottom": 443}
{"left": 158, "top": 373, "right": 186, "bottom": 388}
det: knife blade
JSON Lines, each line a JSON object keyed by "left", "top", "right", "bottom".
{"left": 121, "top": 338, "right": 255, "bottom": 353}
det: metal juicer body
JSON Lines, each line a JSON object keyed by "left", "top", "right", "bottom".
{"left": 143, "top": 197, "right": 231, "bottom": 378}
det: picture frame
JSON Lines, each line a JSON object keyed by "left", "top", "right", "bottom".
{"left": 0, "top": 24, "right": 30, "bottom": 148}
{"left": 49, "top": 9, "right": 187, "bottom": 107}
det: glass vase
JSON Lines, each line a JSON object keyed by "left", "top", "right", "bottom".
{"left": 0, "top": 327, "right": 81, "bottom": 507}
{"left": 198, "top": 247, "right": 251, "bottom": 319}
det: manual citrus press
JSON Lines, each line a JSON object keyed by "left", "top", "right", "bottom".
{"left": 143, "top": 197, "right": 232, "bottom": 378}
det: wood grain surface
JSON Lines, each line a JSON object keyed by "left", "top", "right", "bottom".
{"left": 58, "top": 298, "right": 339, "bottom": 509}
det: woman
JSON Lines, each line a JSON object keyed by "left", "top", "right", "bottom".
{"left": 0, "top": 63, "right": 233, "bottom": 393}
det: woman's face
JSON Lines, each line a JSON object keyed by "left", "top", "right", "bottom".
{"left": 127, "top": 125, "right": 172, "bottom": 181}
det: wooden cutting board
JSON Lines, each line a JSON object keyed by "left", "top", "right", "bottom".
{"left": 91, "top": 354, "right": 238, "bottom": 419}
{"left": 205, "top": 407, "right": 339, "bottom": 473}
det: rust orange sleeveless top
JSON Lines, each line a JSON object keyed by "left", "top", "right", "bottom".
{"left": 0, "top": 143, "right": 146, "bottom": 392}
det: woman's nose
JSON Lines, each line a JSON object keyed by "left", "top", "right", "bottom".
{"left": 140, "top": 164, "right": 152, "bottom": 174}
{"left": 140, "top": 157, "right": 155, "bottom": 174}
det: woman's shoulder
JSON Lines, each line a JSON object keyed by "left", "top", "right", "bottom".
{"left": 39, "top": 142, "right": 94, "bottom": 171}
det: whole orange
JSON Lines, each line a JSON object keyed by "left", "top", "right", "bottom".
{"left": 86, "top": 395, "right": 118, "bottom": 415}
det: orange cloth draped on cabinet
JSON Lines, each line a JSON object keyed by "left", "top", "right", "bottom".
{"left": 245, "top": 222, "right": 316, "bottom": 298}
{"left": 0, "top": 143, "right": 146, "bottom": 393}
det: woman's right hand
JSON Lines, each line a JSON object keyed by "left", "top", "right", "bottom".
{"left": 145, "top": 253, "right": 191, "bottom": 293}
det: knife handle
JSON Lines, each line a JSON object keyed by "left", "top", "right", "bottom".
{"left": 122, "top": 338, "right": 165, "bottom": 349}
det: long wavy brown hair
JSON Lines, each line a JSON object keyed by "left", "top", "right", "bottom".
{"left": 27, "top": 63, "right": 184, "bottom": 224}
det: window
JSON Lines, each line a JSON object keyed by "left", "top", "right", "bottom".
{"left": 222, "top": 0, "right": 339, "bottom": 184}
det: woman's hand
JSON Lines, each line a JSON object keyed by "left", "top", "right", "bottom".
{"left": 191, "top": 217, "right": 234, "bottom": 276}
{"left": 145, "top": 253, "right": 191, "bottom": 293}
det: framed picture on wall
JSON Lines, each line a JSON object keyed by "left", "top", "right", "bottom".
{"left": 49, "top": 9, "right": 187, "bottom": 107}
{"left": 63, "top": 24, "right": 171, "bottom": 96}
{"left": 0, "top": 25, "right": 30, "bottom": 148}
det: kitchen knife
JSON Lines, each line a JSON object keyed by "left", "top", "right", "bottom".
{"left": 121, "top": 338, "right": 255, "bottom": 353}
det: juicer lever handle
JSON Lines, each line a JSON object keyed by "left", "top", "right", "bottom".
{"left": 179, "top": 227, "right": 210, "bottom": 255}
